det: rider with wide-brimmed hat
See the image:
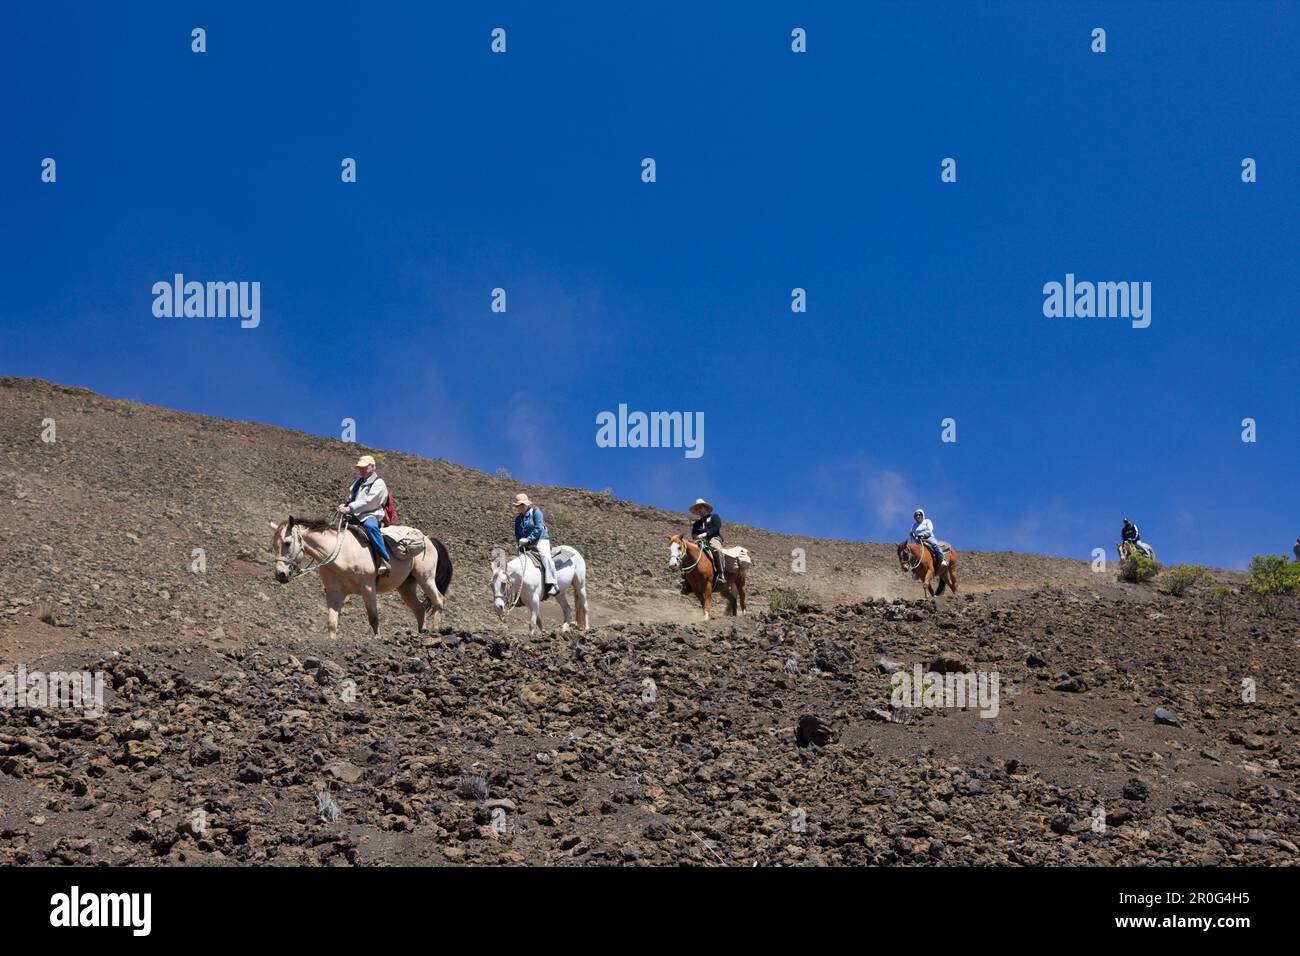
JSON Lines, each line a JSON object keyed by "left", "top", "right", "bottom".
{"left": 514, "top": 493, "right": 558, "bottom": 598}
{"left": 689, "top": 498, "right": 727, "bottom": 585}
{"left": 338, "top": 454, "right": 391, "bottom": 575}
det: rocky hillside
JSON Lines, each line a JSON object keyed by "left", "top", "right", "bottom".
{"left": 0, "top": 377, "right": 1296, "bottom": 867}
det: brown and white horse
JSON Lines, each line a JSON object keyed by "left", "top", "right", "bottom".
{"left": 271, "top": 516, "right": 452, "bottom": 636}
{"left": 897, "top": 540, "right": 958, "bottom": 598}
{"left": 668, "top": 533, "right": 747, "bottom": 619}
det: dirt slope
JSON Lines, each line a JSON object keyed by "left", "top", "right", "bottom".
{"left": 0, "top": 377, "right": 1296, "bottom": 867}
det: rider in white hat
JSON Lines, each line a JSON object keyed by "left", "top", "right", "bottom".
{"left": 338, "top": 454, "right": 391, "bottom": 575}
{"left": 514, "top": 493, "right": 558, "bottom": 597}
{"left": 689, "top": 498, "right": 727, "bottom": 584}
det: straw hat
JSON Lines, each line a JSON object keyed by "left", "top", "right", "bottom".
{"left": 689, "top": 498, "right": 713, "bottom": 516}
{"left": 514, "top": 493, "right": 532, "bottom": 508}
{"left": 354, "top": 454, "right": 376, "bottom": 468}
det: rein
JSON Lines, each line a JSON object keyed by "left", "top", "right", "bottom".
{"left": 676, "top": 538, "right": 706, "bottom": 575}
{"left": 280, "top": 515, "right": 349, "bottom": 580}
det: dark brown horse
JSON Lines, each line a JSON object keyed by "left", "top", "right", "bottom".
{"left": 897, "top": 541, "right": 958, "bottom": 598}
{"left": 668, "top": 533, "right": 748, "bottom": 619}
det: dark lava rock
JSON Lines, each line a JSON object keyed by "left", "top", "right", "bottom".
{"left": 796, "top": 715, "right": 835, "bottom": 748}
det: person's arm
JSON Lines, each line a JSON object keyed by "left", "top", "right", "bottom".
{"left": 523, "top": 508, "right": 544, "bottom": 545}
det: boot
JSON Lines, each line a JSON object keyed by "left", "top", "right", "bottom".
{"left": 680, "top": 578, "right": 693, "bottom": 595}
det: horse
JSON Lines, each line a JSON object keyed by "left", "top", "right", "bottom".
{"left": 271, "top": 515, "right": 452, "bottom": 636}
{"left": 491, "top": 545, "right": 590, "bottom": 634}
{"left": 1117, "top": 540, "right": 1156, "bottom": 562}
{"left": 897, "top": 540, "right": 958, "bottom": 598}
{"left": 668, "top": 534, "right": 748, "bottom": 620}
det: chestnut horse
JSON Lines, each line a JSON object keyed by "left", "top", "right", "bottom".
{"left": 667, "top": 534, "right": 747, "bottom": 620}
{"left": 896, "top": 541, "right": 958, "bottom": 597}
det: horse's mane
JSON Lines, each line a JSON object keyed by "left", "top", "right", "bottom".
{"left": 290, "top": 516, "right": 339, "bottom": 532}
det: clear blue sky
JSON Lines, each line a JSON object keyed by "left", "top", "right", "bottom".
{"left": 3, "top": 1, "right": 1297, "bottom": 569}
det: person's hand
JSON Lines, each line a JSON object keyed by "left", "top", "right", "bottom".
{"left": 518, "top": 538, "right": 527, "bottom": 547}
{"left": 337, "top": 504, "right": 349, "bottom": 515}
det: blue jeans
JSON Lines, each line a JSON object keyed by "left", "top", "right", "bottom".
{"left": 360, "top": 517, "right": 390, "bottom": 562}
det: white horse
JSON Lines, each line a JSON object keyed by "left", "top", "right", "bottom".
{"left": 491, "top": 546, "right": 589, "bottom": 634}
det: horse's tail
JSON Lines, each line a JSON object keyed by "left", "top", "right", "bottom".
{"left": 432, "top": 537, "right": 453, "bottom": 596}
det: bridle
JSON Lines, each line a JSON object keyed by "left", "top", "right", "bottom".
{"left": 277, "top": 514, "right": 348, "bottom": 580}
{"left": 899, "top": 543, "right": 922, "bottom": 574}
{"left": 491, "top": 548, "right": 527, "bottom": 618}
{"left": 673, "top": 537, "right": 706, "bottom": 575}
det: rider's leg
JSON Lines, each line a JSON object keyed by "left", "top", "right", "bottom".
{"left": 931, "top": 541, "right": 947, "bottom": 568}
{"left": 1137, "top": 540, "right": 1153, "bottom": 558}
{"left": 709, "top": 537, "right": 726, "bottom": 582}
{"left": 537, "top": 539, "right": 558, "bottom": 595}
{"left": 361, "top": 517, "right": 391, "bottom": 573}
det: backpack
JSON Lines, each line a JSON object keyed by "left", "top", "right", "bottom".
{"left": 382, "top": 491, "right": 396, "bottom": 527}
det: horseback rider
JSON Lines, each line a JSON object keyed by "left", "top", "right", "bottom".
{"left": 1294, "top": 538, "right": 1299, "bottom": 563}
{"left": 689, "top": 498, "right": 727, "bottom": 585}
{"left": 514, "top": 493, "right": 558, "bottom": 598}
{"left": 337, "top": 454, "right": 391, "bottom": 576}
{"left": 909, "top": 509, "right": 948, "bottom": 569}
{"left": 1121, "top": 517, "right": 1153, "bottom": 558}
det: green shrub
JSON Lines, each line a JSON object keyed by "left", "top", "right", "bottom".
{"left": 547, "top": 503, "right": 576, "bottom": 541}
{"left": 768, "top": 588, "right": 801, "bottom": 613}
{"left": 1245, "top": 555, "right": 1300, "bottom": 616}
{"left": 1163, "top": 563, "right": 1213, "bottom": 597}
{"left": 1118, "top": 554, "right": 1159, "bottom": 584}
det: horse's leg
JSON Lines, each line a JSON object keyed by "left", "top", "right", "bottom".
{"left": 324, "top": 586, "right": 345, "bottom": 637}
{"left": 397, "top": 578, "right": 426, "bottom": 632}
{"left": 574, "top": 571, "right": 589, "bottom": 632}
{"left": 361, "top": 586, "right": 380, "bottom": 635}
{"left": 555, "top": 591, "right": 572, "bottom": 632}
{"left": 527, "top": 586, "right": 542, "bottom": 635}
{"left": 737, "top": 572, "right": 747, "bottom": 615}
{"left": 701, "top": 577, "right": 713, "bottom": 620}
{"left": 413, "top": 551, "right": 445, "bottom": 625}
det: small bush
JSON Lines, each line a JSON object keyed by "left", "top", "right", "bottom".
{"left": 495, "top": 467, "right": 511, "bottom": 479}
{"left": 1245, "top": 555, "right": 1300, "bottom": 616}
{"left": 1163, "top": 563, "right": 1213, "bottom": 597}
{"left": 768, "top": 588, "right": 801, "bottom": 613}
{"left": 1118, "top": 554, "right": 1159, "bottom": 584}
{"left": 547, "top": 503, "right": 576, "bottom": 541}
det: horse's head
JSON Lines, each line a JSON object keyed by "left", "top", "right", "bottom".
{"left": 896, "top": 541, "right": 913, "bottom": 571}
{"left": 271, "top": 517, "right": 300, "bottom": 584}
{"left": 667, "top": 534, "right": 684, "bottom": 570}
{"left": 489, "top": 561, "right": 508, "bottom": 618}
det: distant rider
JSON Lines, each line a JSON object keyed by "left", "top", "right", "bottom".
{"left": 689, "top": 498, "right": 727, "bottom": 585}
{"left": 910, "top": 509, "right": 948, "bottom": 569}
{"left": 338, "top": 454, "right": 391, "bottom": 576}
{"left": 1121, "top": 517, "right": 1153, "bottom": 558}
{"left": 514, "top": 494, "right": 558, "bottom": 598}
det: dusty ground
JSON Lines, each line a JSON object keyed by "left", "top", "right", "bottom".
{"left": 1, "top": 377, "right": 1296, "bottom": 866}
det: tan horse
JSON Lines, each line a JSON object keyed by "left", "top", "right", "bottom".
{"left": 271, "top": 516, "right": 452, "bottom": 636}
{"left": 1117, "top": 540, "right": 1156, "bottom": 562}
{"left": 668, "top": 534, "right": 747, "bottom": 619}
{"left": 897, "top": 540, "right": 958, "bottom": 598}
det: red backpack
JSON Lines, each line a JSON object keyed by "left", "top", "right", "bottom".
{"left": 382, "top": 491, "right": 396, "bottom": 527}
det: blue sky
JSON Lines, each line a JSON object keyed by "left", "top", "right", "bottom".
{"left": 3, "top": 1, "right": 1297, "bottom": 569}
